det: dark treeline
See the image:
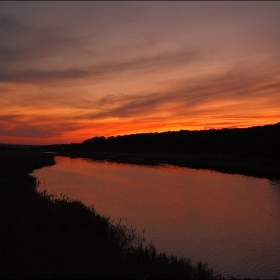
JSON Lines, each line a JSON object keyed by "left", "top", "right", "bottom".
{"left": 65, "top": 123, "right": 280, "bottom": 160}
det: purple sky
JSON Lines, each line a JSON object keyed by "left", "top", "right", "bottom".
{"left": 0, "top": 1, "right": 280, "bottom": 144}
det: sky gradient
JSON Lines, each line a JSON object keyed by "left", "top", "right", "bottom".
{"left": 1, "top": 1, "right": 280, "bottom": 144}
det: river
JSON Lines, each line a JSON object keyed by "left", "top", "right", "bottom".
{"left": 32, "top": 156, "right": 280, "bottom": 279}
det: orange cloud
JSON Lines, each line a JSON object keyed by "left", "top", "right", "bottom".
{"left": 0, "top": 3, "right": 280, "bottom": 144}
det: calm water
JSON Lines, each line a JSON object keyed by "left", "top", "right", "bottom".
{"left": 32, "top": 156, "right": 280, "bottom": 279}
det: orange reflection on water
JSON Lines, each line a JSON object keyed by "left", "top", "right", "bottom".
{"left": 33, "top": 156, "right": 280, "bottom": 279}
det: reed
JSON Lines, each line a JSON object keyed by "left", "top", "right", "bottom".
{"left": 0, "top": 149, "right": 250, "bottom": 279}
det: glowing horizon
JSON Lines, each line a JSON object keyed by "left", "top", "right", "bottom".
{"left": 1, "top": 2, "right": 280, "bottom": 145}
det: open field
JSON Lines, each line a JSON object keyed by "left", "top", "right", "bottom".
{"left": 1, "top": 149, "right": 233, "bottom": 279}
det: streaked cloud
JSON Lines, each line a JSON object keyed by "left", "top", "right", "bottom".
{"left": 0, "top": 2, "right": 279, "bottom": 144}
{"left": 0, "top": 13, "right": 198, "bottom": 83}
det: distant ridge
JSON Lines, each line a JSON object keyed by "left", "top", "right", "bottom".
{"left": 0, "top": 143, "right": 36, "bottom": 146}
{"left": 0, "top": 143, "right": 38, "bottom": 150}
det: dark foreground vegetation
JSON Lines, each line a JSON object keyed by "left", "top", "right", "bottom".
{"left": 0, "top": 149, "right": 242, "bottom": 279}
{"left": 2, "top": 123, "right": 279, "bottom": 279}
{"left": 43, "top": 123, "right": 280, "bottom": 180}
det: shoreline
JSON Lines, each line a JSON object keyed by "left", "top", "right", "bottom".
{"left": 54, "top": 150, "right": 280, "bottom": 182}
{"left": 0, "top": 149, "right": 230, "bottom": 279}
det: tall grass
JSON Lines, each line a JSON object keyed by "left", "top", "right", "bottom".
{"left": 0, "top": 150, "right": 247, "bottom": 279}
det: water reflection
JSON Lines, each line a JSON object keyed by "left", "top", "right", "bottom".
{"left": 33, "top": 156, "right": 280, "bottom": 279}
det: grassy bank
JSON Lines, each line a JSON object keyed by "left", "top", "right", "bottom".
{"left": 1, "top": 149, "right": 234, "bottom": 279}
{"left": 55, "top": 150, "right": 280, "bottom": 181}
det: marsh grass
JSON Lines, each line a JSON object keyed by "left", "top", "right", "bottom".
{"left": 0, "top": 149, "right": 249, "bottom": 279}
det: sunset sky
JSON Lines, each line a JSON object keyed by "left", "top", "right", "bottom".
{"left": 1, "top": 1, "right": 280, "bottom": 144}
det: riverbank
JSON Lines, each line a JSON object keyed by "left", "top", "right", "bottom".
{"left": 1, "top": 149, "right": 229, "bottom": 279}
{"left": 55, "top": 150, "right": 280, "bottom": 181}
